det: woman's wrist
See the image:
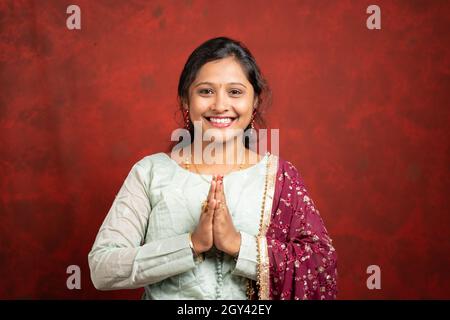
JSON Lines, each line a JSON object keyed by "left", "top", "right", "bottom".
{"left": 189, "top": 232, "right": 205, "bottom": 263}
{"left": 189, "top": 232, "right": 201, "bottom": 256}
{"left": 228, "top": 231, "right": 241, "bottom": 257}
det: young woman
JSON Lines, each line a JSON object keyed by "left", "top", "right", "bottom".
{"left": 88, "top": 37, "right": 337, "bottom": 300}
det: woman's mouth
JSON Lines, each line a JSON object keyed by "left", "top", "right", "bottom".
{"left": 204, "top": 116, "right": 238, "bottom": 128}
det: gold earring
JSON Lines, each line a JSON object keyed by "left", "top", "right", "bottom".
{"left": 183, "top": 157, "right": 190, "bottom": 170}
{"left": 250, "top": 109, "right": 257, "bottom": 129}
{"left": 184, "top": 109, "right": 191, "bottom": 129}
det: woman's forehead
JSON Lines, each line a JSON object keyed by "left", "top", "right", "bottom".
{"left": 194, "top": 58, "right": 250, "bottom": 85}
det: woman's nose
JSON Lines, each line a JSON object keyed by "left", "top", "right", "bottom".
{"left": 211, "top": 90, "right": 229, "bottom": 112}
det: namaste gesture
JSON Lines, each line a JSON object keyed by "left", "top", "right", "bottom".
{"left": 190, "top": 174, "right": 241, "bottom": 257}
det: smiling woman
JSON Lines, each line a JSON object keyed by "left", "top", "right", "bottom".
{"left": 88, "top": 37, "right": 337, "bottom": 300}
{"left": 188, "top": 57, "right": 255, "bottom": 135}
{"left": 175, "top": 37, "right": 270, "bottom": 151}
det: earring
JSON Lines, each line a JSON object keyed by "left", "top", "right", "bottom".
{"left": 250, "top": 109, "right": 256, "bottom": 129}
{"left": 184, "top": 109, "right": 191, "bottom": 130}
{"left": 183, "top": 157, "right": 190, "bottom": 170}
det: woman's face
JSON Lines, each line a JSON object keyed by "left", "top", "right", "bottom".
{"left": 186, "top": 56, "right": 257, "bottom": 144}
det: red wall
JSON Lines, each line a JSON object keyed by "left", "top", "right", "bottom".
{"left": 1, "top": 0, "right": 449, "bottom": 299}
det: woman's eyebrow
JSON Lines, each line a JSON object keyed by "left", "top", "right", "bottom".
{"left": 193, "top": 81, "right": 247, "bottom": 88}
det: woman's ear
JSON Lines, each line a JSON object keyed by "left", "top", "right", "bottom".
{"left": 253, "top": 96, "right": 259, "bottom": 109}
{"left": 181, "top": 99, "right": 189, "bottom": 111}
{"left": 181, "top": 92, "right": 191, "bottom": 111}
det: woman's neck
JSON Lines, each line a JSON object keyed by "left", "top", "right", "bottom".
{"left": 190, "top": 139, "right": 260, "bottom": 165}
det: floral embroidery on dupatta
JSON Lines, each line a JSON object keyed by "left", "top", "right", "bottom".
{"left": 251, "top": 157, "right": 338, "bottom": 300}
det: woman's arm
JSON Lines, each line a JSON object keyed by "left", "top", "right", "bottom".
{"left": 231, "top": 231, "right": 258, "bottom": 281}
{"left": 88, "top": 161, "right": 198, "bottom": 290}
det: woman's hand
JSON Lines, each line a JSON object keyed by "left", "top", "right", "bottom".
{"left": 191, "top": 176, "right": 216, "bottom": 254}
{"left": 212, "top": 175, "right": 241, "bottom": 257}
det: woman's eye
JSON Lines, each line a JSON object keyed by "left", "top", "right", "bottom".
{"left": 198, "top": 88, "right": 242, "bottom": 96}
{"left": 230, "top": 89, "right": 242, "bottom": 95}
{"left": 198, "top": 88, "right": 214, "bottom": 95}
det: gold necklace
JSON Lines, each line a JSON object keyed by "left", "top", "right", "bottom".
{"left": 182, "top": 157, "right": 246, "bottom": 183}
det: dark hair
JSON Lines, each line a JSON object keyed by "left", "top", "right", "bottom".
{"left": 168, "top": 36, "right": 271, "bottom": 152}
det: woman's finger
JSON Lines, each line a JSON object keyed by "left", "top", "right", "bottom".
{"left": 214, "top": 176, "right": 221, "bottom": 203}
{"left": 206, "top": 198, "right": 216, "bottom": 219}
{"left": 217, "top": 177, "right": 226, "bottom": 205}
{"left": 207, "top": 175, "right": 216, "bottom": 201}
{"left": 201, "top": 176, "right": 216, "bottom": 217}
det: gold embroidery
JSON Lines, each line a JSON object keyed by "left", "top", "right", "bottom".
{"left": 250, "top": 152, "right": 278, "bottom": 300}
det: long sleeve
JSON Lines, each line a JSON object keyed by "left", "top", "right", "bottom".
{"left": 88, "top": 161, "right": 197, "bottom": 290}
{"left": 231, "top": 231, "right": 258, "bottom": 280}
{"left": 265, "top": 161, "right": 338, "bottom": 300}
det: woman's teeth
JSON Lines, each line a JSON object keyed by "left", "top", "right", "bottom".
{"left": 206, "top": 117, "right": 236, "bottom": 128}
{"left": 209, "top": 117, "right": 232, "bottom": 124}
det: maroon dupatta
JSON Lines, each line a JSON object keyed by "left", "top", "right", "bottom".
{"left": 248, "top": 154, "right": 338, "bottom": 300}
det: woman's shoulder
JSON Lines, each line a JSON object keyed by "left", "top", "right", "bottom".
{"left": 134, "top": 152, "right": 172, "bottom": 168}
{"left": 273, "top": 154, "right": 307, "bottom": 186}
{"left": 274, "top": 155, "right": 316, "bottom": 210}
{"left": 126, "top": 152, "right": 176, "bottom": 189}
{"left": 127, "top": 152, "right": 174, "bottom": 181}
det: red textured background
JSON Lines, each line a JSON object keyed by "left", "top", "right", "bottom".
{"left": 1, "top": 0, "right": 449, "bottom": 299}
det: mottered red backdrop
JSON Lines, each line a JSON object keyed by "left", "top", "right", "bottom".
{"left": 0, "top": 0, "right": 449, "bottom": 299}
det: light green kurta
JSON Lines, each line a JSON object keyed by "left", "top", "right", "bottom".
{"left": 88, "top": 152, "right": 269, "bottom": 299}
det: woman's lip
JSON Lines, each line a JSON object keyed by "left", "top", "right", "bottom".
{"left": 205, "top": 116, "right": 237, "bottom": 119}
{"left": 204, "top": 116, "right": 237, "bottom": 128}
